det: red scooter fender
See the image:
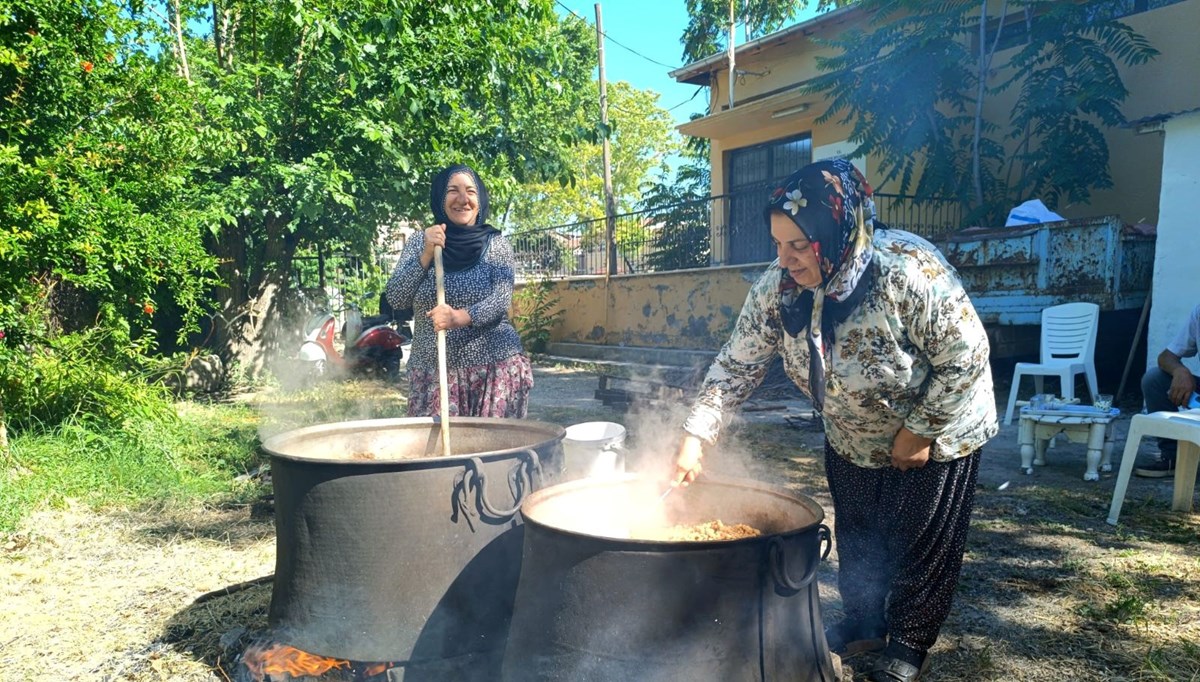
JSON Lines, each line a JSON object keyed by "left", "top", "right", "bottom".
{"left": 354, "top": 324, "right": 406, "bottom": 351}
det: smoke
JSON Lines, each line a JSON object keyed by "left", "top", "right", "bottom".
{"left": 616, "top": 382, "right": 761, "bottom": 486}
{"left": 252, "top": 372, "right": 414, "bottom": 450}
{"left": 541, "top": 362, "right": 789, "bottom": 540}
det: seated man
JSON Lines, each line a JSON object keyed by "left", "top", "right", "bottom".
{"left": 1137, "top": 302, "right": 1200, "bottom": 477}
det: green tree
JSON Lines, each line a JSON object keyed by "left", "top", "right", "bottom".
{"left": 1, "top": 0, "right": 220, "bottom": 434}
{"left": 639, "top": 130, "right": 713, "bottom": 272}
{"left": 805, "top": 0, "right": 1158, "bottom": 225}
{"left": 512, "top": 277, "right": 564, "bottom": 353}
{"left": 681, "top": 0, "right": 852, "bottom": 63}
{"left": 504, "top": 81, "right": 679, "bottom": 227}
{"left": 0, "top": 1, "right": 218, "bottom": 338}
{"left": 185, "top": 0, "right": 596, "bottom": 374}
{"left": 503, "top": 80, "right": 680, "bottom": 274}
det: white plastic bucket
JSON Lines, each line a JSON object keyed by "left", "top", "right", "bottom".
{"left": 561, "top": 422, "right": 626, "bottom": 481}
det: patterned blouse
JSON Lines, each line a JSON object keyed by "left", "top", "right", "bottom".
{"left": 684, "top": 229, "right": 998, "bottom": 468}
{"left": 386, "top": 231, "right": 524, "bottom": 371}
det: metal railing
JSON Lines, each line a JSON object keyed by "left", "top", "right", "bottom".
{"left": 508, "top": 189, "right": 964, "bottom": 280}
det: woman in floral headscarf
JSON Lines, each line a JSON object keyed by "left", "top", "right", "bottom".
{"left": 672, "top": 159, "right": 997, "bottom": 682}
{"left": 386, "top": 163, "right": 532, "bottom": 418}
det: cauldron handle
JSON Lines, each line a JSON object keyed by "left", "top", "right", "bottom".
{"left": 520, "top": 447, "right": 545, "bottom": 489}
{"left": 466, "top": 451, "right": 540, "bottom": 520}
{"left": 768, "top": 524, "right": 832, "bottom": 594}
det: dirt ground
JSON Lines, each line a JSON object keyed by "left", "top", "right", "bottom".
{"left": 1, "top": 365, "right": 1198, "bottom": 681}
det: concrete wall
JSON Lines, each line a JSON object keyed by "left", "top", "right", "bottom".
{"left": 522, "top": 264, "right": 770, "bottom": 351}
{"left": 1147, "top": 111, "right": 1200, "bottom": 375}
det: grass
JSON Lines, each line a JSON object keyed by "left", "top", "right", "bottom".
{"left": 0, "top": 377, "right": 415, "bottom": 533}
{"left": 0, "top": 401, "right": 263, "bottom": 532}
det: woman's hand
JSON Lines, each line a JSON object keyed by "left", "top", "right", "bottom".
{"left": 426, "top": 304, "right": 470, "bottom": 331}
{"left": 672, "top": 435, "right": 705, "bottom": 487}
{"left": 891, "top": 426, "right": 933, "bottom": 471}
{"left": 419, "top": 224, "right": 447, "bottom": 268}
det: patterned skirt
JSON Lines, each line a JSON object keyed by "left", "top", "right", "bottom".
{"left": 406, "top": 353, "right": 534, "bottom": 418}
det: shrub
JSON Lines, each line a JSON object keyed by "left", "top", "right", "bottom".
{"left": 513, "top": 278, "right": 564, "bottom": 354}
{"left": 1, "top": 322, "right": 176, "bottom": 435}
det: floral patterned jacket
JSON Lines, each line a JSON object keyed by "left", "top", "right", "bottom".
{"left": 684, "top": 229, "right": 998, "bottom": 468}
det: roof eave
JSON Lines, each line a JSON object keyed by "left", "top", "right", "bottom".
{"left": 1124, "top": 106, "right": 1200, "bottom": 128}
{"left": 668, "top": 5, "right": 862, "bottom": 85}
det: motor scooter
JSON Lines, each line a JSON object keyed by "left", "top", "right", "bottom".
{"left": 297, "top": 300, "right": 410, "bottom": 381}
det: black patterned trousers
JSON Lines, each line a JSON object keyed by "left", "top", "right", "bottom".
{"left": 824, "top": 441, "right": 980, "bottom": 653}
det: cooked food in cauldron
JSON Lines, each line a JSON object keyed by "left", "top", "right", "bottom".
{"left": 633, "top": 520, "right": 762, "bottom": 542}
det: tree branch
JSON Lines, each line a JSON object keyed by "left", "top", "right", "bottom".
{"left": 212, "top": 1, "right": 224, "bottom": 68}
{"left": 972, "top": 0, "right": 1007, "bottom": 210}
{"left": 147, "top": 0, "right": 192, "bottom": 83}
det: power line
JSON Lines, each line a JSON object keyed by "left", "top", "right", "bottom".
{"left": 667, "top": 86, "right": 704, "bottom": 112}
{"left": 609, "top": 85, "right": 703, "bottom": 118}
{"left": 554, "top": 0, "right": 682, "bottom": 71}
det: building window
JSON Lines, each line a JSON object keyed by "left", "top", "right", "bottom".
{"left": 976, "top": 11, "right": 1035, "bottom": 53}
{"left": 724, "top": 134, "right": 812, "bottom": 265}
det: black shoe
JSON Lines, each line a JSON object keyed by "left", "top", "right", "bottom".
{"left": 1134, "top": 457, "right": 1176, "bottom": 478}
{"left": 868, "top": 655, "right": 930, "bottom": 682}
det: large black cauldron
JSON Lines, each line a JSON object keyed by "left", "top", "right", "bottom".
{"left": 501, "top": 475, "right": 837, "bottom": 682}
{"left": 262, "top": 417, "right": 565, "bottom": 677}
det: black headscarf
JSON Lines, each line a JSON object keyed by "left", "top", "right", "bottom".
{"left": 764, "top": 159, "right": 878, "bottom": 411}
{"left": 430, "top": 164, "right": 501, "bottom": 272}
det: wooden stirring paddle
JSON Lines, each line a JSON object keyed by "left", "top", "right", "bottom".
{"left": 434, "top": 245, "right": 452, "bottom": 457}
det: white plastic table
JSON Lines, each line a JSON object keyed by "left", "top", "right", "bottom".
{"left": 1017, "top": 405, "right": 1119, "bottom": 481}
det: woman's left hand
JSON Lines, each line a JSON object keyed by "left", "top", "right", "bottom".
{"left": 891, "top": 427, "right": 933, "bottom": 471}
{"left": 427, "top": 304, "right": 469, "bottom": 331}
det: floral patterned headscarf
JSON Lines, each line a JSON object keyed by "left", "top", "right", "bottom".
{"left": 765, "top": 158, "right": 877, "bottom": 412}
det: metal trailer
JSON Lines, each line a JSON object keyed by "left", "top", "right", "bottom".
{"left": 937, "top": 215, "right": 1156, "bottom": 367}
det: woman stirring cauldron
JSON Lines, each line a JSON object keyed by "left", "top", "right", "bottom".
{"left": 672, "top": 159, "right": 997, "bottom": 682}
{"left": 386, "top": 164, "right": 533, "bottom": 418}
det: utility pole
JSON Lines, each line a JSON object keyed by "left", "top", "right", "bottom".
{"left": 595, "top": 3, "right": 617, "bottom": 276}
{"left": 744, "top": 0, "right": 750, "bottom": 45}
{"left": 727, "top": 0, "right": 736, "bottom": 110}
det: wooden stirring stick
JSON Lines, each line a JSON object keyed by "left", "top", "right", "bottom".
{"left": 434, "top": 245, "right": 452, "bottom": 457}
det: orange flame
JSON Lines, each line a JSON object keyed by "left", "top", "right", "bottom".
{"left": 241, "top": 642, "right": 351, "bottom": 681}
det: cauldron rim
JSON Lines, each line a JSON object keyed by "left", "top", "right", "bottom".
{"left": 517, "top": 473, "right": 826, "bottom": 548}
{"left": 261, "top": 416, "right": 566, "bottom": 466}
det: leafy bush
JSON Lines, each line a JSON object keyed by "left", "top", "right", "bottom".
{"left": 1, "top": 317, "right": 176, "bottom": 435}
{"left": 337, "top": 254, "right": 392, "bottom": 316}
{"left": 513, "top": 278, "right": 564, "bottom": 354}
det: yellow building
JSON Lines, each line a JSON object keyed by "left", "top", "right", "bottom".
{"left": 669, "top": 1, "right": 1198, "bottom": 264}
{"left": 537, "top": 1, "right": 1199, "bottom": 375}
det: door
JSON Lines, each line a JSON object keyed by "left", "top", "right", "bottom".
{"left": 726, "top": 135, "right": 812, "bottom": 265}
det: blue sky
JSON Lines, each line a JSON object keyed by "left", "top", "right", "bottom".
{"left": 552, "top": 1, "right": 822, "bottom": 127}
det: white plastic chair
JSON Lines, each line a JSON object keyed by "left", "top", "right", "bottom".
{"left": 1106, "top": 409, "right": 1200, "bottom": 525}
{"left": 1003, "top": 302, "right": 1100, "bottom": 424}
